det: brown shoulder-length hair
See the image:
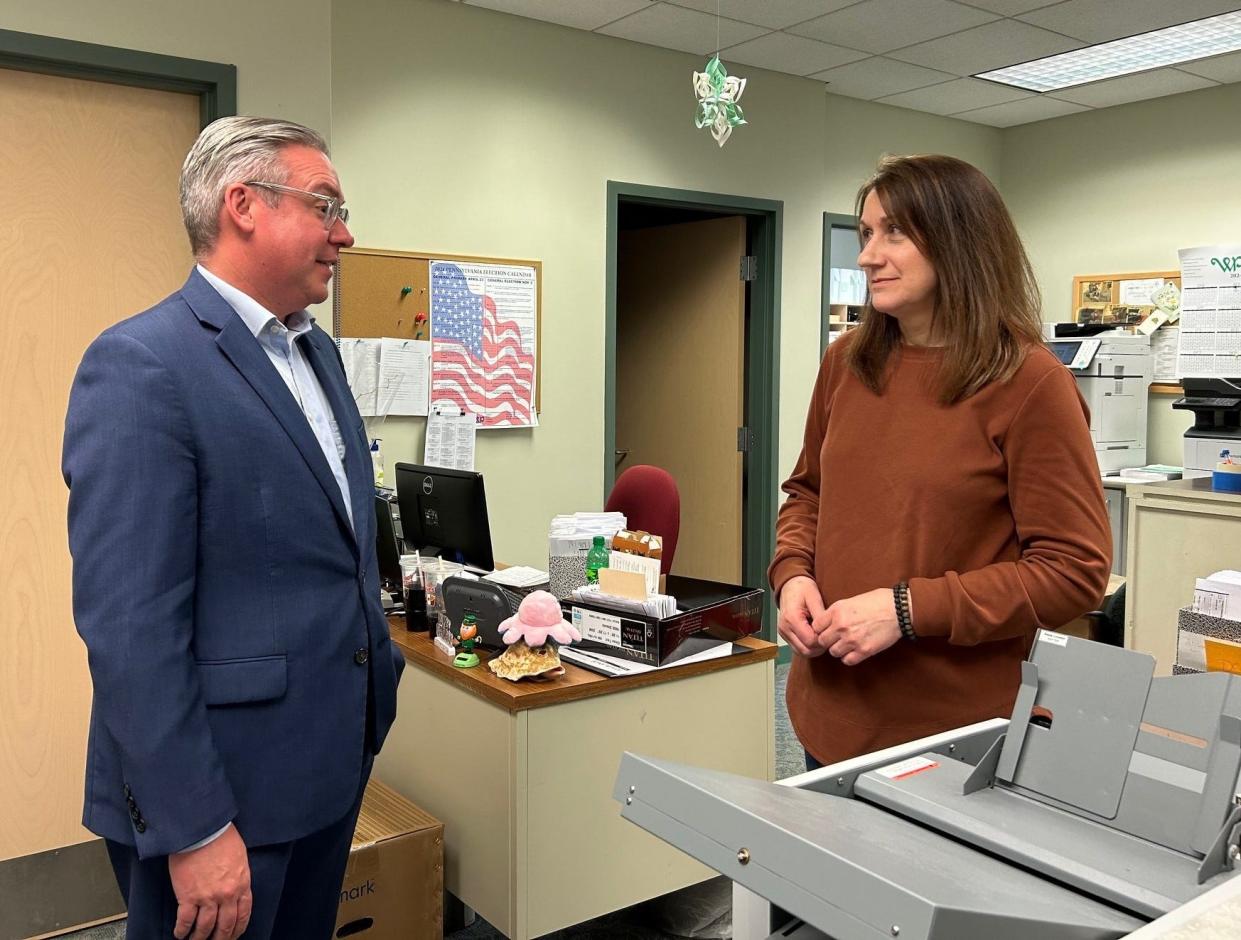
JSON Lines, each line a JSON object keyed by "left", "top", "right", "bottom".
{"left": 847, "top": 154, "right": 1044, "bottom": 404}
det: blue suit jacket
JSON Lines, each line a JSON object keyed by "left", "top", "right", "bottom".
{"left": 63, "top": 269, "right": 404, "bottom": 859}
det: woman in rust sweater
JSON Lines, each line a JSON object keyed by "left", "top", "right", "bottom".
{"left": 771, "top": 154, "right": 1111, "bottom": 769}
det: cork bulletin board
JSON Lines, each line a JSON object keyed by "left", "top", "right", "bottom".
{"left": 1071, "top": 269, "right": 1181, "bottom": 330}
{"left": 333, "top": 246, "right": 543, "bottom": 409}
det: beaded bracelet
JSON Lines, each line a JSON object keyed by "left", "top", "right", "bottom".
{"left": 894, "top": 582, "right": 916, "bottom": 642}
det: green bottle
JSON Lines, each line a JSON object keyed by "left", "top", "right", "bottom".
{"left": 585, "top": 535, "right": 609, "bottom": 585}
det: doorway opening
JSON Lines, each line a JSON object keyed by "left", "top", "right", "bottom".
{"left": 604, "top": 182, "right": 782, "bottom": 635}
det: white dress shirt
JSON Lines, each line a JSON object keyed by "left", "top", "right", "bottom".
{"left": 197, "top": 265, "right": 354, "bottom": 531}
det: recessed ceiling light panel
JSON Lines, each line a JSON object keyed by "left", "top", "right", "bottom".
{"left": 976, "top": 10, "right": 1241, "bottom": 92}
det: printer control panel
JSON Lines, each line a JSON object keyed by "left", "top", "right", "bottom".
{"left": 1048, "top": 339, "right": 1101, "bottom": 371}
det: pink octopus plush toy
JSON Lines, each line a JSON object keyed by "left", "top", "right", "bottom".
{"left": 499, "top": 590, "right": 582, "bottom": 647}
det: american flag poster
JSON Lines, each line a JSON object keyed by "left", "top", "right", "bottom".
{"left": 429, "top": 261, "right": 538, "bottom": 428}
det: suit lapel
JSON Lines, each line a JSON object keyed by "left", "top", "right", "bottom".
{"left": 181, "top": 271, "right": 356, "bottom": 543}
{"left": 301, "top": 328, "right": 372, "bottom": 546}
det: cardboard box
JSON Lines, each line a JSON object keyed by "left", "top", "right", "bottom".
{"left": 1175, "top": 605, "right": 1241, "bottom": 676}
{"left": 335, "top": 779, "right": 443, "bottom": 940}
{"left": 564, "top": 575, "right": 763, "bottom": 667}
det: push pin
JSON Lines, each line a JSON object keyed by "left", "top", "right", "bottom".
{"left": 414, "top": 312, "right": 428, "bottom": 324}
{"left": 400, "top": 286, "right": 413, "bottom": 297}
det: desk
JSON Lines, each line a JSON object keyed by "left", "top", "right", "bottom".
{"left": 1102, "top": 478, "right": 1131, "bottom": 576}
{"left": 375, "top": 622, "right": 776, "bottom": 939}
{"left": 1126, "top": 478, "right": 1241, "bottom": 674}
{"left": 1102, "top": 477, "right": 1164, "bottom": 578}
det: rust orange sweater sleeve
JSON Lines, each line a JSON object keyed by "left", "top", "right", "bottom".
{"left": 909, "top": 364, "right": 1112, "bottom": 644}
{"left": 768, "top": 349, "right": 834, "bottom": 600}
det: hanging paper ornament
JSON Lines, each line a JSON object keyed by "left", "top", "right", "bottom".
{"left": 693, "top": 55, "right": 746, "bottom": 148}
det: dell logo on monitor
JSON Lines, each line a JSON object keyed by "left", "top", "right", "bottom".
{"left": 422, "top": 476, "right": 434, "bottom": 495}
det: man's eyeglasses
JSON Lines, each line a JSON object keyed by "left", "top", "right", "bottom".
{"left": 244, "top": 181, "right": 350, "bottom": 229}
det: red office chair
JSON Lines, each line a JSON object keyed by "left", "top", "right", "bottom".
{"left": 605, "top": 465, "right": 680, "bottom": 575}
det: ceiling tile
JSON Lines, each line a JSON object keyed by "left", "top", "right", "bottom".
{"left": 1048, "top": 66, "right": 1218, "bottom": 107}
{"left": 789, "top": 0, "right": 999, "bottom": 55}
{"left": 461, "top": 0, "right": 652, "bottom": 31}
{"left": 721, "top": 31, "right": 869, "bottom": 75}
{"left": 876, "top": 76, "right": 1032, "bottom": 113}
{"left": 953, "top": 95, "right": 1090, "bottom": 126}
{"left": 888, "top": 19, "right": 1084, "bottom": 74}
{"left": 1178, "top": 48, "right": 1241, "bottom": 82}
{"left": 1017, "top": 0, "right": 1241, "bottom": 44}
{"left": 597, "top": 4, "right": 768, "bottom": 55}
{"left": 812, "top": 55, "right": 958, "bottom": 98}
{"left": 953, "top": 0, "right": 1061, "bottom": 13}
{"left": 666, "top": 0, "right": 860, "bottom": 30}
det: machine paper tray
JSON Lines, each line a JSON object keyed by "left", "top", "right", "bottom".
{"left": 855, "top": 752, "right": 1229, "bottom": 919}
{"left": 615, "top": 752, "right": 1143, "bottom": 940}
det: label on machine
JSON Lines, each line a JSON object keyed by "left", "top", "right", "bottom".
{"left": 875, "top": 756, "right": 940, "bottom": 781}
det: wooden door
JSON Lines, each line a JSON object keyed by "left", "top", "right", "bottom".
{"left": 615, "top": 216, "right": 746, "bottom": 584}
{"left": 0, "top": 66, "right": 198, "bottom": 867}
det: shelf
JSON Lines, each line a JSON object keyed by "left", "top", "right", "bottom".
{"left": 1150, "top": 383, "right": 1183, "bottom": 395}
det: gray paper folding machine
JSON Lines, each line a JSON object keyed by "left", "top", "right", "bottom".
{"left": 613, "top": 632, "right": 1241, "bottom": 939}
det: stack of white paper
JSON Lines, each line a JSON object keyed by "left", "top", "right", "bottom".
{"left": 548, "top": 512, "right": 627, "bottom": 536}
{"left": 483, "top": 566, "right": 549, "bottom": 588}
{"left": 548, "top": 512, "right": 627, "bottom": 554}
{"left": 1194, "top": 570, "right": 1241, "bottom": 621}
{"left": 1119, "top": 465, "right": 1183, "bottom": 482}
{"left": 559, "top": 642, "right": 733, "bottom": 677}
{"left": 570, "top": 583, "right": 677, "bottom": 619}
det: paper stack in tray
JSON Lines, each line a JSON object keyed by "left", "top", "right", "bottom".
{"left": 1118, "top": 464, "right": 1183, "bottom": 482}
{"left": 570, "top": 582, "right": 677, "bottom": 619}
{"left": 1175, "top": 570, "right": 1241, "bottom": 675}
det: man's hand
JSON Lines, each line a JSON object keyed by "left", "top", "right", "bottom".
{"left": 814, "top": 588, "right": 902, "bottom": 666}
{"left": 777, "top": 576, "right": 828, "bottom": 658}
{"left": 168, "top": 823, "right": 252, "bottom": 940}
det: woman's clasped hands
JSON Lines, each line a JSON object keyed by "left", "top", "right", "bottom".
{"left": 778, "top": 577, "right": 902, "bottom": 666}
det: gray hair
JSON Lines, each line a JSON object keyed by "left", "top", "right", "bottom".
{"left": 179, "top": 116, "right": 329, "bottom": 256}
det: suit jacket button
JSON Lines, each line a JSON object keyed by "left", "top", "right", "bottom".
{"left": 135, "top": 820, "right": 147, "bottom": 833}
{"left": 127, "top": 797, "right": 137, "bottom": 810}
{"left": 354, "top": 648, "right": 369, "bottom": 665}
{"left": 130, "top": 807, "right": 141, "bottom": 821}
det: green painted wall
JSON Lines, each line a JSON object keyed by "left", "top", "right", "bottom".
{"left": 1002, "top": 82, "right": 1241, "bottom": 465}
{"left": 330, "top": 0, "right": 1004, "bottom": 567}
{"left": 0, "top": 0, "right": 332, "bottom": 134}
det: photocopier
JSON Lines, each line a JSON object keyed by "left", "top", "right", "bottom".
{"left": 1044, "top": 326, "right": 1154, "bottom": 473}
{"left": 1173, "top": 378, "right": 1241, "bottom": 478}
{"left": 614, "top": 635, "right": 1241, "bottom": 939}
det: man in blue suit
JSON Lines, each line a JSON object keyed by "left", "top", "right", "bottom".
{"left": 63, "top": 116, "right": 403, "bottom": 940}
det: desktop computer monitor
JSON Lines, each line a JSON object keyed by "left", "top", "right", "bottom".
{"left": 394, "top": 463, "right": 495, "bottom": 572}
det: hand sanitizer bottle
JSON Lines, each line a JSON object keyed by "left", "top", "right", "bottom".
{"left": 370, "top": 438, "right": 384, "bottom": 487}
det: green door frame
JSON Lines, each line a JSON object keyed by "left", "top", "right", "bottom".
{"left": 0, "top": 27, "right": 237, "bottom": 125}
{"left": 821, "top": 211, "right": 860, "bottom": 356}
{"left": 0, "top": 28, "right": 235, "bottom": 940}
{"left": 605, "top": 181, "right": 782, "bottom": 638}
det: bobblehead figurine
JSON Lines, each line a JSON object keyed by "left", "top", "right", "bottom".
{"left": 453, "top": 613, "right": 481, "bottom": 669}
